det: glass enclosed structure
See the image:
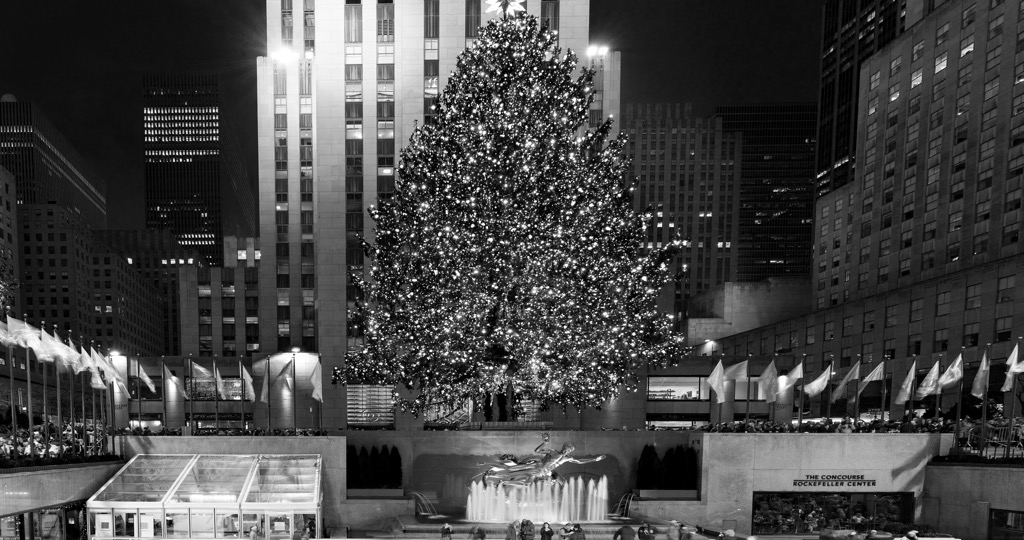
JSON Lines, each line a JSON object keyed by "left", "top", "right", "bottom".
{"left": 86, "top": 455, "right": 321, "bottom": 540}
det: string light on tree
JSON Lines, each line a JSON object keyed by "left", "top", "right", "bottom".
{"left": 336, "top": 13, "right": 684, "bottom": 416}
{"left": 485, "top": 0, "right": 526, "bottom": 16}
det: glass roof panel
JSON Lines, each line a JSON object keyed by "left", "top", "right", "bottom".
{"left": 167, "top": 455, "right": 258, "bottom": 504}
{"left": 93, "top": 455, "right": 195, "bottom": 502}
{"left": 244, "top": 455, "right": 320, "bottom": 504}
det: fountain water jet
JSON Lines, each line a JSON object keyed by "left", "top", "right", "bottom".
{"left": 466, "top": 476, "right": 608, "bottom": 523}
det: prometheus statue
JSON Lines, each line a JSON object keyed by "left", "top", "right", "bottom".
{"left": 470, "top": 432, "right": 606, "bottom": 489}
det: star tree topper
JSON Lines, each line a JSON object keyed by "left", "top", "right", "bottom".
{"left": 486, "top": 0, "right": 526, "bottom": 16}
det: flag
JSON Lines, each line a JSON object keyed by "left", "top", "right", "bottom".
{"left": 33, "top": 329, "right": 64, "bottom": 365}
{"left": 134, "top": 360, "right": 156, "bottom": 394}
{"left": 758, "top": 360, "right": 779, "bottom": 403}
{"left": 707, "top": 360, "right": 727, "bottom": 404}
{"left": 723, "top": 360, "right": 748, "bottom": 380}
{"left": 937, "top": 353, "right": 964, "bottom": 389}
{"left": 804, "top": 363, "right": 833, "bottom": 398}
{"left": 857, "top": 361, "right": 886, "bottom": 396}
{"left": 213, "top": 362, "right": 227, "bottom": 400}
{"left": 831, "top": 361, "right": 861, "bottom": 403}
{"left": 55, "top": 335, "right": 81, "bottom": 373}
{"left": 0, "top": 320, "right": 17, "bottom": 349}
{"left": 163, "top": 364, "right": 190, "bottom": 399}
{"left": 915, "top": 361, "right": 941, "bottom": 399}
{"left": 89, "top": 366, "right": 106, "bottom": 390}
{"left": 259, "top": 358, "right": 269, "bottom": 403}
{"left": 241, "top": 364, "right": 256, "bottom": 401}
{"left": 311, "top": 360, "right": 323, "bottom": 403}
{"left": 1002, "top": 343, "right": 1024, "bottom": 392}
{"left": 894, "top": 361, "right": 917, "bottom": 404}
{"left": 72, "top": 342, "right": 92, "bottom": 375}
{"left": 191, "top": 360, "right": 213, "bottom": 379}
{"left": 777, "top": 361, "right": 804, "bottom": 396}
{"left": 971, "top": 351, "right": 990, "bottom": 399}
{"left": 279, "top": 358, "right": 294, "bottom": 391}
{"left": 7, "top": 316, "right": 40, "bottom": 350}
{"left": 91, "top": 348, "right": 117, "bottom": 384}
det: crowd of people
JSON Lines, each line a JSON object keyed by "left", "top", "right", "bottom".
{"left": 0, "top": 422, "right": 110, "bottom": 461}
{"left": 692, "top": 417, "right": 958, "bottom": 434}
{"left": 111, "top": 426, "right": 331, "bottom": 436}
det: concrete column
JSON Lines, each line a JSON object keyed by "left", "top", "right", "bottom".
{"left": 774, "top": 385, "right": 794, "bottom": 424}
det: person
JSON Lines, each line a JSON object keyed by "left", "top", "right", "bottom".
{"left": 903, "top": 531, "right": 919, "bottom": 540}
{"left": 249, "top": 527, "right": 259, "bottom": 540}
{"left": 571, "top": 524, "right": 585, "bottom": 540}
{"left": 540, "top": 523, "right": 554, "bottom": 540}
{"left": 637, "top": 523, "right": 655, "bottom": 540}
{"left": 613, "top": 525, "right": 635, "bottom": 540}
{"left": 718, "top": 530, "right": 735, "bottom": 540}
{"left": 667, "top": 521, "right": 681, "bottom": 540}
{"left": 507, "top": 521, "right": 521, "bottom": 540}
{"left": 520, "top": 520, "right": 535, "bottom": 540}
{"left": 472, "top": 527, "right": 487, "bottom": 540}
{"left": 441, "top": 523, "right": 454, "bottom": 540}
{"left": 559, "top": 523, "right": 574, "bottom": 539}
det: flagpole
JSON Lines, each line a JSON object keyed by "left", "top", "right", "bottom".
{"left": 266, "top": 357, "right": 272, "bottom": 430}
{"left": 188, "top": 357, "right": 194, "bottom": 433}
{"left": 238, "top": 358, "right": 244, "bottom": 429}
{"left": 798, "top": 355, "right": 806, "bottom": 430}
{"left": 935, "top": 354, "right": 944, "bottom": 422}
{"left": 319, "top": 355, "right": 324, "bottom": 431}
{"left": 1006, "top": 337, "right": 1022, "bottom": 459}
{"left": 745, "top": 355, "right": 751, "bottom": 424}
{"left": 881, "top": 368, "right": 888, "bottom": 422}
{"left": 908, "top": 355, "right": 916, "bottom": 421}
{"left": 853, "top": 356, "right": 861, "bottom": 420}
{"left": 292, "top": 351, "right": 298, "bottom": 431}
{"left": 980, "top": 344, "right": 991, "bottom": 455}
{"left": 40, "top": 322, "right": 50, "bottom": 456}
{"left": 7, "top": 342, "right": 14, "bottom": 442}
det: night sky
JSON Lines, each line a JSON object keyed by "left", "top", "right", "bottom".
{"left": 0, "top": 1, "right": 822, "bottom": 230}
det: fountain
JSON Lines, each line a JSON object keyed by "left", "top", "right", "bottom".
{"left": 466, "top": 475, "right": 609, "bottom": 523}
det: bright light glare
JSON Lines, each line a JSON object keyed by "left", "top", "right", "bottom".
{"left": 597, "top": 46, "right": 609, "bottom": 56}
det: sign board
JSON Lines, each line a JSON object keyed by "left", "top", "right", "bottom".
{"left": 793, "top": 473, "right": 877, "bottom": 487}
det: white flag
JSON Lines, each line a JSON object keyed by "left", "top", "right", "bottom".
{"left": 214, "top": 362, "right": 227, "bottom": 400}
{"left": 0, "top": 321, "right": 16, "bottom": 349}
{"left": 241, "top": 364, "right": 256, "bottom": 401}
{"left": 803, "top": 363, "right": 833, "bottom": 398}
{"left": 723, "top": 360, "right": 748, "bottom": 380}
{"left": 776, "top": 361, "right": 804, "bottom": 396}
{"left": 7, "top": 316, "right": 40, "bottom": 350}
{"left": 915, "top": 361, "right": 941, "bottom": 399}
{"left": 857, "top": 362, "right": 886, "bottom": 396}
{"left": 191, "top": 360, "right": 213, "bottom": 379}
{"left": 259, "top": 358, "right": 269, "bottom": 403}
{"left": 279, "top": 359, "right": 294, "bottom": 391}
{"left": 971, "top": 351, "right": 989, "bottom": 399}
{"left": 707, "top": 360, "right": 727, "bottom": 404}
{"left": 831, "top": 361, "right": 861, "bottom": 403}
{"left": 163, "top": 363, "right": 190, "bottom": 399}
{"left": 133, "top": 359, "right": 156, "bottom": 394}
{"left": 311, "top": 360, "right": 323, "bottom": 403}
{"left": 1002, "top": 343, "right": 1023, "bottom": 392}
{"left": 758, "top": 360, "right": 780, "bottom": 403}
{"left": 937, "top": 353, "right": 964, "bottom": 389}
{"left": 894, "top": 361, "right": 916, "bottom": 404}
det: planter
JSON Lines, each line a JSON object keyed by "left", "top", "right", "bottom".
{"left": 632, "top": 489, "right": 699, "bottom": 500}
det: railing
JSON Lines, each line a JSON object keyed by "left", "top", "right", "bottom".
{"left": 953, "top": 424, "right": 1024, "bottom": 458}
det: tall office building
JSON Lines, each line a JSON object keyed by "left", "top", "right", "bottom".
{"left": 815, "top": 0, "right": 929, "bottom": 197}
{"left": 709, "top": 0, "right": 1024, "bottom": 417}
{"left": 256, "top": 0, "right": 618, "bottom": 427}
{"left": 621, "top": 103, "right": 741, "bottom": 323}
{"left": 715, "top": 103, "right": 818, "bottom": 282}
{"left": 143, "top": 74, "right": 256, "bottom": 266}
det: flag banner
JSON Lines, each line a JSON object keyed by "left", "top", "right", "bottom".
{"left": 241, "top": 364, "right": 256, "bottom": 401}
{"left": 937, "top": 353, "right": 964, "bottom": 389}
{"left": 707, "top": 360, "right": 727, "bottom": 404}
{"left": 259, "top": 358, "right": 269, "bottom": 403}
{"left": 777, "top": 361, "right": 804, "bottom": 395}
{"left": 311, "top": 360, "right": 323, "bottom": 403}
{"left": 758, "top": 360, "right": 779, "bottom": 403}
{"left": 134, "top": 360, "right": 156, "bottom": 394}
{"left": 34, "top": 329, "right": 64, "bottom": 365}
{"left": 1002, "top": 343, "right": 1023, "bottom": 392}
{"left": 72, "top": 342, "right": 92, "bottom": 375}
{"left": 723, "top": 360, "right": 748, "bottom": 380}
{"left": 971, "top": 351, "right": 990, "bottom": 399}
{"left": 857, "top": 361, "right": 886, "bottom": 396}
{"left": 915, "top": 361, "right": 941, "bottom": 399}
{"left": 7, "top": 316, "right": 40, "bottom": 350}
{"left": 163, "top": 364, "right": 190, "bottom": 399}
{"left": 279, "top": 359, "right": 294, "bottom": 391}
{"left": 55, "top": 335, "right": 80, "bottom": 373}
{"left": 0, "top": 321, "right": 16, "bottom": 349}
{"left": 191, "top": 361, "right": 214, "bottom": 379}
{"left": 89, "top": 366, "right": 106, "bottom": 390}
{"left": 894, "top": 361, "right": 917, "bottom": 404}
{"left": 804, "top": 363, "right": 833, "bottom": 398}
{"left": 213, "top": 362, "right": 227, "bottom": 400}
{"left": 91, "top": 348, "right": 117, "bottom": 383}
{"left": 831, "top": 361, "right": 861, "bottom": 403}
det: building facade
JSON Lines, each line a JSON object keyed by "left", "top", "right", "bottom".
{"left": 708, "top": 0, "right": 1024, "bottom": 419}
{"left": 815, "top": 0, "right": 931, "bottom": 197}
{"left": 255, "top": 0, "right": 619, "bottom": 428}
{"left": 715, "top": 103, "right": 818, "bottom": 282}
{"left": 621, "top": 103, "right": 741, "bottom": 322}
{"left": 143, "top": 74, "right": 255, "bottom": 266}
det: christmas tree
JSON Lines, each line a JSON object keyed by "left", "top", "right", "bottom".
{"left": 340, "top": 9, "right": 683, "bottom": 415}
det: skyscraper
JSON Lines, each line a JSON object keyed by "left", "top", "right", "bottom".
{"left": 143, "top": 74, "right": 255, "bottom": 266}
{"left": 715, "top": 103, "right": 817, "bottom": 282}
{"left": 815, "top": 0, "right": 928, "bottom": 197}
{"left": 622, "top": 103, "right": 741, "bottom": 323}
{"left": 256, "top": 0, "right": 618, "bottom": 427}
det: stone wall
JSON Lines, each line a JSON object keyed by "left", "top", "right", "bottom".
{"left": 921, "top": 465, "right": 1024, "bottom": 540}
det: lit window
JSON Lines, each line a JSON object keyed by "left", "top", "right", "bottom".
{"left": 935, "top": 52, "right": 948, "bottom": 73}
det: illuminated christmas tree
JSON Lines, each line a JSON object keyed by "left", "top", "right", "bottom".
{"left": 340, "top": 9, "right": 683, "bottom": 415}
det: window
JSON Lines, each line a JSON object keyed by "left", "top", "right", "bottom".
{"left": 1004, "top": 223, "right": 1020, "bottom": 246}
{"left": 646, "top": 377, "right": 710, "bottom": 401}
{"left": 936, "top": 291, "right": 952, "bottom": 316}
{"left": 934, "top": 328, "right": 949, "bottom": 352}
{"left": 868, "top": 96, "right": 879, "bottom": 115}
{"left": 996, "top": 316, "right": 1013, "bottom": 341}
{"left": 345, "top": 4, "right": 362, "bottom": 42}
{"left": 870, "top": 71, "right": 880, "bottom": 90}
{"left": 964, "top": 323, "right": 980, "bottom": 347}
{"left": 949, "top": 211, "right": 963, "bottom": 231}
{"left": 541, "top": 0, "right": 559, "bottom": 33}
{"left": 911, "top": 68, "right": 923, "bottom": 88}
{"left": 937, "top": 22, "right": 950, "bottom": 45}
{"left": 899, "top": 258, "right": 912, "bottom": 276}
{"left": 962, "top": 3, "right": 976, "bottom": 28}
{"left": 824, "top": 321, "right": 835, "bottom": 341}
{"left": 988, "top": 13, "right": 1004, "bottom": 40}
{"left": 889, "top": 83, "right": 900, "bottom": 102}
{"left": 961, "top": 34, "right": 975, "bottom": 57}
{"left": 890, "top": 56, "right": 902, "bottom": 76}
{"left": 935, "top": 51, "right": 948, "bottom": 73}
{"left": 974, "top": 231, "right": 989, "bottom": 255}
{"left": 948, "top": 241, "right": 961, "bottom": 262}
{"left": 806, "top": 326, "right": 816, "bottom": 345}
{"left": 863, "top": 311, "right": 876, "bottom": 331}
{"left": 984, "top": 78, "right": 1000, "bottom": 101}
{"left": 908, "top": 334, "right": 923, "bottom": 355}
{"left": 424, "top": 0, "right": 439, "bottom": 38}
{"left": 466, "top": 0, "right": 481, "bottom": 37}
{"left": 998, "top": 275, "right": 1015, "bottom": 302}
{"left": 913, "top": 40, "right": 925, "bottom": 62}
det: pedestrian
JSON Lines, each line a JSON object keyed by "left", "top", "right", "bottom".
{"left": 667, "top": 521, "right": 681, "bottom": 540}
{"left": 540, "top": 523, "right": 554, "bottom": 540}
{"left": 520, "top": 520, "right": 535, "bottom": 540}
{"left": 637, "top": 523, "right": 655, "bottom": 540}
{"left": 571, "top": 524, "right": 586, "bottom": 540}
{"left": 559, "top": 523, "right": 574, "bottom": 539}
{"left": 507, "top": 521, "right": 521, "bottom": 540}
{"left": 613, "top": 525, "right": 635, "bottom": 540}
